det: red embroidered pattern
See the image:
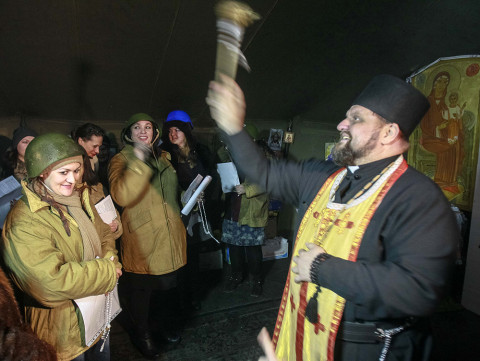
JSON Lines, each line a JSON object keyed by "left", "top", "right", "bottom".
{"left": 326, "top": 159, "right": 408, "bottom": 360}
{"left": 273, "top": 168, "right": 343, "bottom": 350}
{"left": 295, "top": 282, "right": 309, "bottom": 361}
{"left": 314, "top": 315, "right": 326, "bottom": 334}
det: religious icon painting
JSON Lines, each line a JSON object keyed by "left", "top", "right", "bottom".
{"left": 268, "top": 129, "right": 283, "bottom": 151}
{"left": 407, "top": 55, "right": 480, "bottom": 210}
{"left": 284, "top": 131, "right": 294, "bottom": 144}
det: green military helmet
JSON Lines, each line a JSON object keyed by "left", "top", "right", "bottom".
{"left": 25, "top": 133, "right": 84, "bottom": 178}
{"left": 244, "top": 122, "right": 259, "bottom": 141}
{"left": 121, "top": 112, "right": 161, "bottom": 144}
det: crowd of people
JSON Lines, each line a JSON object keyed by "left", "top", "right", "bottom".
{"left": 0, "top": 72, "right": 460, "bottom": 361}
{"left": 0, "top": 108, "right": 275, "bottom": 360}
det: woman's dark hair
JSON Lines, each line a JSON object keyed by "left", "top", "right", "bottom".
{"left": 81, "top": 153, "right": 99, "bottom": 187}
{"left": 162, "top": 135, "right": 199, "bottom": 169}
{"left": 161, "top": 121, "right": 196, "bottom": 148}
{"left": 122, "top": 122, "right": 161, "bottom": 151}
{"left": 71, "top": 123, "right": 106, "bottom": 143}
{"left": 160, "top": 121, "right": 198, "bottom": 166}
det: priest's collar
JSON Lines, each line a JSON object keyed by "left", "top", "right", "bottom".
{"left": 346, "top": 155, "right": 400, "bottom": 177}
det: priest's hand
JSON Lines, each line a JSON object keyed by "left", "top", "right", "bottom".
{"left": 292, "top": 243, "right": 325, "bottom": 283}
{"left": 206, "top": 74, "right": 245, "bottom": 135}
{"left": 257, "top": 327, "right": 280, "bottom": 361}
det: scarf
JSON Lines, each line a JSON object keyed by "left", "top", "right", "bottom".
{"left": 31, "top": 180, "right": 102, "bottom": 261}
{"left": 51, "top": 191, "right": 102, "bottom": 261}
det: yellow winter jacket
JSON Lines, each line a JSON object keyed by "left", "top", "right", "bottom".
{"left": 2, "top": 182, "right": 119, "bottom": 361}
{"left": 108, "top": 145, "right": 187, "bottom": 275}
{"left": 238, "top": 181, "right": 269, "bottom": 228}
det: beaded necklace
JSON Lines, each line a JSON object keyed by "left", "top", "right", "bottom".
{"left": 313, "top": 155, "right": 401, "bottom": 247}
{"left": 100, "top": 291, "right": 113, "bottom": 352}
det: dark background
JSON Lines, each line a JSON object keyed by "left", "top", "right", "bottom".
{"left": 1, "top": 0, "right": 479, "bottom": 126}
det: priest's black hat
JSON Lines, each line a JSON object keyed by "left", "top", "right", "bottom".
{"left": 352, "top": 75, "right": 430, "bottom": 137}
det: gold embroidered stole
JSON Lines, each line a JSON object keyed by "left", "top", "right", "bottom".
{"left": 273, "top": 157, "right": 407, "bottom": 361}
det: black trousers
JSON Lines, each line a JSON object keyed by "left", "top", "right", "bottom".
{"left": 178, "top": 238, "right": 201, "bottom": 305}
{"left": 119, "top": 271, "right": 179, "bottom": 335}
{"left": 229, "top": 244, "right": 263, "bottom": 279}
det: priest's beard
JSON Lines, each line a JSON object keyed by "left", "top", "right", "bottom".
{"left": 331, "top": 130, "right": 380, "bottom": 167}
{"left": 331, "top": 141, "right": 354, "bottom": 167}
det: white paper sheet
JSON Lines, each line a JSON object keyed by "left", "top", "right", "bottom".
{"left": 216, "top": 162, "right": 240, "bottom": 193}
{"left": 94, "top": 195, "right": 117, "bottom": 224}
{"left": 0, "top": 176, "right": 22, "bottom": 199}
{"left": 0, "top": 176, "right": 22, "bottom": 226}
{"left": 182, "top": 174, "right": 203, "bottom": 205}
{"left": 181, "top": 176, "right": 212, "bottom": 216}
{"left": 74, "top": 285, "right": 121, "bottom": 346}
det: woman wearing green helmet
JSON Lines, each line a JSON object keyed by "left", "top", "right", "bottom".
{"left": 2, "top": 133, "right": 122, "bottom": 361}
{"left": 109, "top": 113, "right": 187, "bottom": 358}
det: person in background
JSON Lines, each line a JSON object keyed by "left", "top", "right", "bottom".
{"left": 2, "top": 133, "right": 121, "bottom": 361}
{"left": 207, "top": 74, "right": 458, "bottom": 361}
{"left": 79, "top": 152, "right": 122, "bottom": 240}
{"left": 97, "top": 134, "right": 114, "bottom": 192}
{"left": 71, "top": 123, "right": 105, "bottom": 176}
{"left": 5, "top": 126, "right": 37, "bottom": 181}
{"left": 160, "top": 110, "right": 217, "bottom": 311}
{"left": 73, "top": 123, "right": 122, "bottom": 240}
{"left": 109, "top": 113, "right": 186, "bottom": 359}
{"left": 218, "top": 123, "right": 269, "bottom": 297}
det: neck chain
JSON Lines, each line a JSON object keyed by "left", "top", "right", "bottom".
{"left": 330, "top": 156, "right": 401, "bottom": 206}
{"left": 315, "top": 155, "right": 401, "bottom": 246}
{"left": 100, "top": 291, "right": 113, "bottom": 352}
{"left": 306, "top": 156, "right": 401, "bottom": 325}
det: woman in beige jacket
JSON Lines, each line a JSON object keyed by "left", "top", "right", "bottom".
{"left": 108, "top": 113, "right": 186, "bottom": 358}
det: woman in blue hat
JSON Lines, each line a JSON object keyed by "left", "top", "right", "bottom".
{"left": 161, "top": 110, "right": 219, "bottom": 311}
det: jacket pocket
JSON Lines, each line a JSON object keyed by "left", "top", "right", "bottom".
{"left": 127, "top": 210, "right": 152, "bottom": 233}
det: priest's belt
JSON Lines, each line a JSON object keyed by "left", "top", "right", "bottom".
{"left": 339, "top": 318, "right": 415, "bottom": 343}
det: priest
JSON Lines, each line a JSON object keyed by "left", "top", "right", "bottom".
{"left": 206, "top": 74, "right": 458, "bottom": 361}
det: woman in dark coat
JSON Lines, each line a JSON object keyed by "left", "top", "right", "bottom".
{"left": 4, "top": 126, "right": 37, "bottom": 181}
{"left": 160, "top": 110, "right": 218, "bottom": 311}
